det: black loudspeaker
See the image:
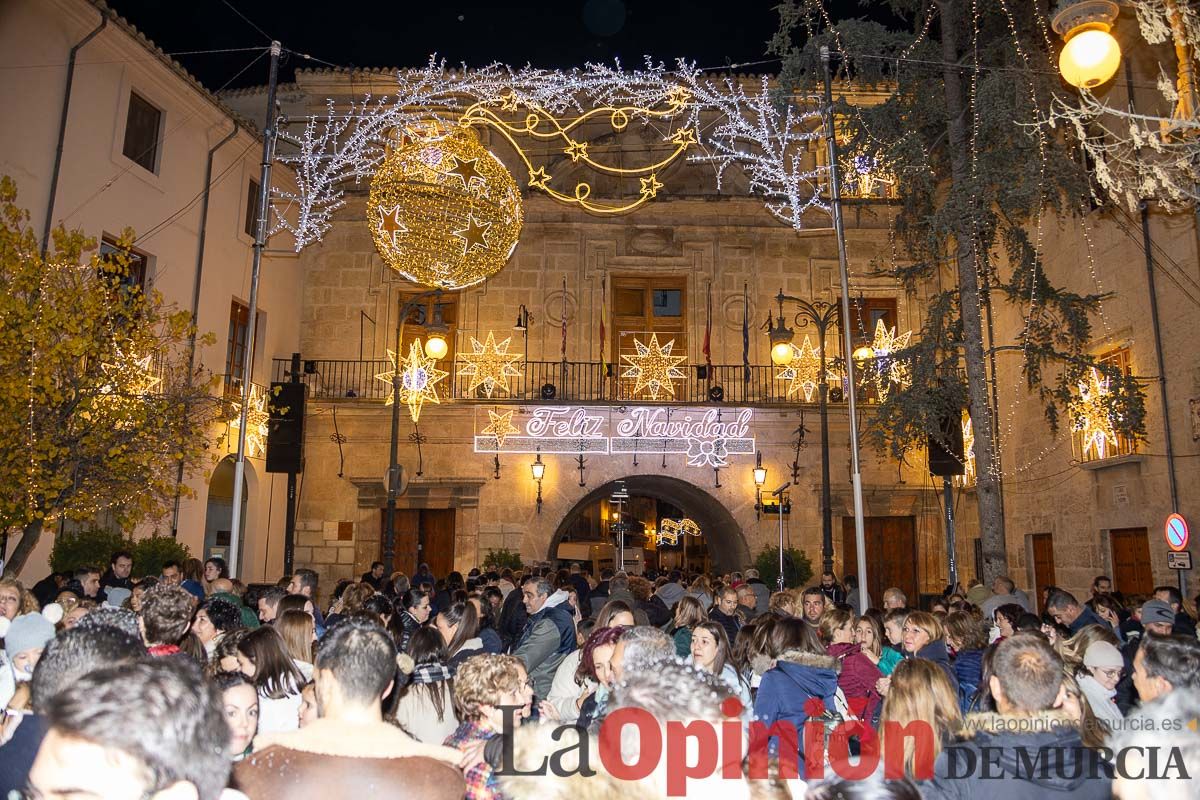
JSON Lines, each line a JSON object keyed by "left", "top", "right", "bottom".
{"left": 266, "top": 382, "right": 306, "bottom": 473}
{"left": 708, "top": 384, "right": 724, "bottom": 402}
{"left": 541, "top": 383, "right": 557, "bottom": 400}
{"left": 928, "top": 410, "right": 965, "bottom": 477}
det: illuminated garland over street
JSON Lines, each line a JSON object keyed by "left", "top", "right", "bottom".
{"left": 271, "top": 58, "right": 830, "bottom": 248}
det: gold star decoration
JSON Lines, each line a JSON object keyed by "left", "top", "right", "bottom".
{"left": 639, "top": 174, "right": 663, "bottom": 199}
{"left": 1071, "top": 368, "right": 1120, "bottom": 460}
{"left": 774, "top": 336, "right": 842, "bottom": 402}
{"left": 453, "top": 214, "right": 492, "bottom": 254}
{"left": 100, "top": 351, "right": 162, "bottom": 400}
{"left": 863, "top": 318, "right": 912, "bottom": 401}
{"left": 482, "top": 409, "right": 520, "bottom": 448}
{"left": 564, "top": 140, "right": 589, "bottom": 162}
{"left": 374, "top": 341, "right": 448, "bottom": 423}
{"left": 445, "top": 154, "right": 483, "bottom": 188}
{"left": 664, "top": 86, "right": 692, "bottom": 112}
{"left": 458, "top": 332, "right": 523, "bottom": 398}
{"left": 528, "top": 166, "right": 551, "bottom": 190}
{"left": 621, "top": 333, "right": 687, "bottom": 400}
{"left": 229, "top": 384, "right": 270, "bottom": 459}
{"left": 499, "top": 91, "right": 521, "bottom": 111}
{"left": 956, "top": 410, "right": 977, "bottom": 487}
{"left": 669, "top": 128, "right": 697, "bottom": 147}
{"left": 376, "top": 204, "right": 408, "bottom": 247}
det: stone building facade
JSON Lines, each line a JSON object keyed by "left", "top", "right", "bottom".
{"left": 224, "top": 65, "right": 1199, "bottom": 607}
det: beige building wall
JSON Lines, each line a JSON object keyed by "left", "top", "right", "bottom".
{"left": 994, "top": 206, "right": 1200, "bottom": 600}
{"left": 0, "top": 0, "right": 302, "bottom": 581}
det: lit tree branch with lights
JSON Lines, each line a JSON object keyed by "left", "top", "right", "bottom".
{"left": 0, "top": 177, "right": 222, "bottom": 575}
{"left": 772, "top": 0, "right": 1147, "bottom": 581}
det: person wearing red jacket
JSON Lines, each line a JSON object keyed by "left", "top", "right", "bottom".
{"left": 818, "top": 606, "right": 882, "bottom": 723}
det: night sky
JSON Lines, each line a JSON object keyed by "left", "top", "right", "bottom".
{"left": 105, "top": 0, "right": 887, "bottom": 92}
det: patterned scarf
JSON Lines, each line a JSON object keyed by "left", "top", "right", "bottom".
{"left": 411, "top": 662, "right": 453, "bottom": 684}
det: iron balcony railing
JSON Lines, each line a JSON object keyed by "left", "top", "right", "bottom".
{"left": 272, "top": 358, "right": 880, "bottom": 407}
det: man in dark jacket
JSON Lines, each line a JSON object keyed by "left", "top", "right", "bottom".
{"left": 360, "top": 561, "right": 387, "bottom": 592}
{"left": 1046, "top": 589, "right": 1104, "bottom": 634}
{"left": 709, "top": 587, "right": 742, "bottom": 643}
{"left": 588, "top": 568, "right": 613, "bottom": 615}
{"left": 512, "top": 576, "right": 576, "bottom": 699}
{"left": 1115, "top": 599, "right": 1176, "bottom": 713}
{"left": 923, "top": 633, "right": 1111, "bottom": 800}
{"left": 817, "top": 572, "right": 847, "bottom": 605}
{"left": 99, "top": 551, "right": 134, "bottom": 594}
{"left": 1154, "top": 585, "right": 1197, "bottom": 639}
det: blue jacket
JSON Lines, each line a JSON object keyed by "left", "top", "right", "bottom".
{"left": 908, "top": 638, "right": 959, "bottom": 691}
{"left": 951, "top": 648, "right": 983, "bottom": 714}
{"left": 752, "top": 648, "right": 840, "bottom": 774}
{"left": 1068, "top": 605, "right": 1104, "bottom": 634}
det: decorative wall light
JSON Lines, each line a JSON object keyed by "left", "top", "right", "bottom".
{"left": 531, "top": 448, "right": 546, "bottom": 513}
{"left": 753, "top": 451, "right": 768, "bottom": 519}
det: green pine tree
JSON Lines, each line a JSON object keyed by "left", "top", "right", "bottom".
{"left": 770, "top": 0, "right": 1146, "bottom": 581}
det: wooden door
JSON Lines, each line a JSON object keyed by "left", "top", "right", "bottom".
{"left": 421, "top": 509, "right": 457, "bottom": 580}
{"left": 1110, "top": 528, "right": 1153, "bottom": 596}
{"left": 841, "top": 516, "right": 917, "bottom": 608}
{"left": 382, "top": 510, "right": 421, "bottom": 577}
{"left": 1029, "top": 533, "right": 1056, "bottom": 613}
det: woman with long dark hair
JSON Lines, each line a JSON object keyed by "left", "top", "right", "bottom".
{"left": 436, "top": 600, "right": 483, "bottom": 670}
{"left": 388, "top": 589, "right": 431, "bottom": 654}
{"left": 393, "top": 626, "right": 458, "bottom": 744}
{"left": 690, "top": 620, "right": 752, "bottom": 709}
{"left": 236, "top": 626, "right": 304, "bottom": 734}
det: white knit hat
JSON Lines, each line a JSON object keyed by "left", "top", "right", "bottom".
{"left": 1083, "top": 640, "right": 1124, "bottom": 669}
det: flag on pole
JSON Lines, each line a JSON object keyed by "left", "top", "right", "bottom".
{"left": 561, "top": 276, "right": 568, "bottom": 362}
{"left": 600, "top": 275, "right": 608, "bottom": 378}
{"left": 702, "top": 282, "right": 712, "bottom": 377}
{"left": 742, "top": 283, "right": 751, "bottom": 383}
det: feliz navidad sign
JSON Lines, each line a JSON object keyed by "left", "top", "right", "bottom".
{"left": 473, "top": 406, "right": 755, "bottom": 468}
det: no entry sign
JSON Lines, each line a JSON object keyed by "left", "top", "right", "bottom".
{"left": 1165, "top": 513, "right": 1190, "bottom": 552}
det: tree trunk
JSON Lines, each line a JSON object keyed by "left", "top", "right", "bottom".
{"left": 938, "top": 0, "right": 1009, "bottom": 583}
{"left": 6, "top": 518, "right": 44, "bottom": 577}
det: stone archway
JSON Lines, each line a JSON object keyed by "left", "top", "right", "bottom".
{"left": 549, "top": 475, "right": 750, "bottom": 572}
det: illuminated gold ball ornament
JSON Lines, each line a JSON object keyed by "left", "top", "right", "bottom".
{"left": 367, "top": 127, "right": 523, "bottom": 289}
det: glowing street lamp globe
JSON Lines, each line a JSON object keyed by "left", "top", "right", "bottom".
{"left": 424, "top": 334, "right": 449, "bottom": 361}
{"left": 1053, "top": 1, "right": 1121, "bottom": 90}
{"left": 771, "top": 340, "right": 795, "bottom": 366}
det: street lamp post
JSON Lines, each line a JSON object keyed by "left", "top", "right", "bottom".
{"left": 769, "top": 292, "right": 840, "bottom": 575}
{"left": 382, "top": 290, "right": 448, "bottom": 573}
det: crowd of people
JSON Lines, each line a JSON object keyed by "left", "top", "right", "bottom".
{"left": 0, "top": 553, "right": 1197, "bottom": 799}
